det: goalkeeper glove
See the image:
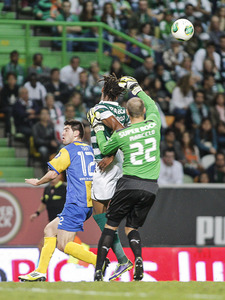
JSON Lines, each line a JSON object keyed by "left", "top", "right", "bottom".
{"left": 87, "top": 108, "right": 104, "bottom": 133}
{"left": 118, "top": 76, "right": 142, "bottom": 95}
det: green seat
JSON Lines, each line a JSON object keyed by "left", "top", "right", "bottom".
{"left": 0, "top": 167, "right": 34, "bottom": 178}
{"left": 0, "top": 157, "right": 27, "bottom": 167}
{"left": 0, "top": 147, "right": 15, "bottom": 157}
{"left": 0, "top": 177, "right": 27, "bottom": 183}
{"left": 0, "top": 138, "right": 8, "bottom": 147}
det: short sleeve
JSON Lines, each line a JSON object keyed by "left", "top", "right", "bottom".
{"left": 47, "top": 148, "right": 71, "bottom": 174}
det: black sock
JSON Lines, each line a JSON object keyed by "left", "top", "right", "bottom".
{"left": 127, "top": 230, "right": 142, "bottom": 259}
{"left": 96, "top": 228, "right": 115, "bottom": 271}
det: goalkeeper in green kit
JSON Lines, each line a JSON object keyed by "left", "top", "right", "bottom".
{"left": 88, "top": 76, "right": 161, "bottom": 281}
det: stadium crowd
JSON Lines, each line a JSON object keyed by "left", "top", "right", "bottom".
{"left": 0, "top": 0, "right": 225, "bottom": 183}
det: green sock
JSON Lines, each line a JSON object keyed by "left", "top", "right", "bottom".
{"left": 93, "top": 213, "right": 128, "bottom": 264}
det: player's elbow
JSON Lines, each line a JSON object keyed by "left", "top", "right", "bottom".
{"left": 49, "top": 170, "right": 58, "bottom": 180}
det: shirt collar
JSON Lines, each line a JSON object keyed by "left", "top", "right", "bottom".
{"left": 99, "top": 100, "right": 119, "bottom": 106}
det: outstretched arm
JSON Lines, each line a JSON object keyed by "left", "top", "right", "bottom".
{"left": 25, "top": 170, "right": 58, "bottom": 186}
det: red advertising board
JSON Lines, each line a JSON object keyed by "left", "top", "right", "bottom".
{"left": 1, "top": 247, "right": 225, "bottom": 282}
{"left": 0, "top": 186, "right": 101, "bottom": 246}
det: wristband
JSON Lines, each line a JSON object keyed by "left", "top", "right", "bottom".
{"left": 35, "top": 211, "right": 40, "bottom": 216}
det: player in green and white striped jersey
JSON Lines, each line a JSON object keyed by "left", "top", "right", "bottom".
{"left": 87, "top": 74, "right": 132, "bottom": 281}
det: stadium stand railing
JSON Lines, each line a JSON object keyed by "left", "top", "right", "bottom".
{"left": 0, "top": 20, "right": 153, "bottom": 72}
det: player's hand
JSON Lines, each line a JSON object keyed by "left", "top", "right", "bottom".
{"left": 25, "top": 178, "right": 39, "bottom": 186}
{"left": 98, "top": 155, "right": 114, "bottom": 171}
{"left": 30, "top": 213, "right": 38, "bottom": 222}
{"left": 87, "top": 108, "right": 104, "bottom": 133}
{"left": 118, "top": 76, "right": 142, "bottom": 95}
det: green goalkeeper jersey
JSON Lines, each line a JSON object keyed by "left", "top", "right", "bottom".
{"left": 96, "top": 91, "right": 161, "bottom": 180}
{"left": 90, "top": 100, "right": 130, "bottom": 161}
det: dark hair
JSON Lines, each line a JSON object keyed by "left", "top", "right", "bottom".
{"left": 6, "top": 72, "right": 17, "bottom": 80}
{"left": 33, "top": 53, "right": 43, "bottom": 61}
{"left": 163, "top": 147, "right": 175, "bottom": 156}
{"left": 80, "top": 0, "right": 96, "bottom": 21}
{"left": 50, "top": 68, "right": 60, "bottom": 75}
{"left": 10, "top": 50, "right": 18, "bottom": 57}
{"left": 40, "top": 107, "right": 49, "bottom": 114}
{"left": 194, "top": 89, "right": 205, "bottom": 98}
{"left": 70, "top": 56, "right": 80, "bottom": 63}
{"left": 64, "top": 120, "right": 84, "bottom": 139}
{"left": 99, "top": 73, "right": 125, "bottom": 101}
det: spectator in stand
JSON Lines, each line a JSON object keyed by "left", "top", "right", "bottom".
{"left": 54, "top": 103, "right": 76, "bottom": 142}
{"left": 125, "top": 28, "right": 144, "bottom": 68}
{"left": 159, "top": 10, "right": 174, "bottom": 45}
{"left": 88, "top": 62, "right": 103, "bottom": 88}
{"left": 82, "top": 24, "right": 111, "bottom": 54}
{"left": 218, "top": 35, "right": 225, "bottom": 87}
{"left": 24, "top": 73, "right": 47, "bottom": 109}
{"left": 13, "top": 87, "right": 39, "bottom": 140}
{"left": 128, "top": 0, "right": 163, "bottom": 30}
{"left": 192, "top": 41, "right": 221, "bottom": 74}
{"left": 113, "top": 0, "right": 132, "bottom": 30}
{"left": 203, "top": 74, "right": 224, "bottom": 107}
{"left": 158, "top": 148, "right": 184, "bottom": 185}
{"left": 186, "top": 90, "right": 209, "bottom": 130}
{"left": 45, "top": 93, "right": 63, "bottom": 125}
{"left": 217, "top": 5, "right": 225, "bottom": 32}
{"left": 167, "top": 0, "right": 185, "bottom": 19}
{"left": 184, "top": 21, "right": 208, "bottom": 58}
{"left": 101, "top": 2, "right": 121, "bottom": 42}
{"left": 180, "top": 3, "right": 196, "bottom": 24}
{"left": 79, "top": 1, "right": 100, "bottom": 25}
{"left": 169, "top": 74, "right": 195, "bottom": 116}
{"left": 75, "top": 70, "right": 94, "bottom": 108}
{"left": 44, "top": 68, "right": 70, "bottom": 104}
{"left": 1, "top": 50, "right": 24, "bottom": 86}
{"left": 69, "top": 0, "right": 82, "bottom": 15}
{"left": 175, "top": 56, "right": 201, "bottom": 82}
{"left": 32, "top": 107, "right": 60, "bottom": 171}
{"left": 210, "top": 93, "right": 225, "bottom": 127}
{"left": 181, "top": 131, "right": 203, "bottom": 178}
{"left": 109, "top": 58, "right": 124, "bottom": 79}
{"left": 155, "top": 64, "right": 174, "bottom": 95}
{"left": 60, "top": 56, "right": 83, "bottom": 89}
{"left": 195, "top": 117, "right": 217, "bottom": 158}
{"left": 207, "top": 152, "right": 225, "bottom": 183}
{"left": 28, "top": 53, "right": 51, "bottom": 84}
{"left": 171, "top": 115, "right": 187, "bottom": 142}
{"left": 216, "top": 121, "right": 225, "bottom": 154}
{"left": 208, "top": 15, "right": 224, "bottom": 51}
{"left": 134, "top": 56, "right": 155, "bottom": 85}
{"left": 149, "top": 78, "right": 170, "bottom": 115}
{"left": 0, "top": 72, "right": 19, "bottom": 137}
{"left": 34, "top": 0, "right": 61, "bottom": 21}
{"left": 68, "top": 91, "right": 87, "bottom": 123}
{"left": 163, "top": 39, "right": 189, "bottom": 73}
{"left": 187, "top": 0, "right": 211, "bottom": 24}
{"left": 160, "top": 128, "right": 185, "bottom": 162}
{"left": 138, "top": 22, "right": 164, "bottom": 61}
{"left": 202, "top": 58, "right": 221, "bottom": 84}
{"left": 197, "top": 171, "right": 210, "bottom": 183}
{"left": 55, "top": 0, "right": 82, "bottom": 51}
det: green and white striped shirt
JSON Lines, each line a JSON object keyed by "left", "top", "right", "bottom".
{"left": 91, "top": 100, "right": 130, "bottom": 161}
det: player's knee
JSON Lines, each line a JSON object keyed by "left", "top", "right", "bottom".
{"left": 125, "top": 226, "right": 136, "bottom": 236}
{"left": 57, "top": 240, "right": 66, "bottom": 252}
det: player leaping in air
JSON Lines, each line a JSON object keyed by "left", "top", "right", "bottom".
{"left": 87, "top": 74, "right": 133, "bottom": 281}
{"left": 88, "top": 76, "right": 161, "bottom": 281}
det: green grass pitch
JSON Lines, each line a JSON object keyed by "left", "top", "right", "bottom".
{"left": 1, "top": 282, "right": 225, "bottom": 300}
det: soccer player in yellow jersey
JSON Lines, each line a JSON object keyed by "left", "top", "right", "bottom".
{"left": 19, "top": 120, "right": 105, "bottom": 282}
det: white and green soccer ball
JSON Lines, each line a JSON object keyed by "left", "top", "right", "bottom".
{"left": 171, "top": 18, "right": 194, "bottom": 41}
